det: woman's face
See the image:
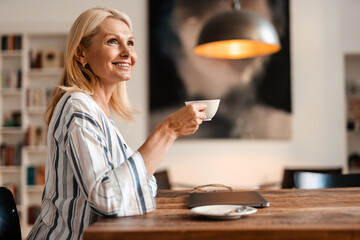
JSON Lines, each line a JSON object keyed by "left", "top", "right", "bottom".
{"left": 83, "top": 18, "right": 137, "bottom": 86}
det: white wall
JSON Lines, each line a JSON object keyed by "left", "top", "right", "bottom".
{"left": 1, "top": 0, "right": 359, "bottom": 188}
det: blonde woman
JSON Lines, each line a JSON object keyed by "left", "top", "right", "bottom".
{"left": 27, "top": 7, "right": 206, "bottom": 240}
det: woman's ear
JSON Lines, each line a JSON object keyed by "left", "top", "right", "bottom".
{"left": 74, "top": 46, "right": 87, "bottom": 67}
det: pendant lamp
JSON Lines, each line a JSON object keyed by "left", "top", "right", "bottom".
{"left": 194, "top": 0, "right": 281, "bottom": 59}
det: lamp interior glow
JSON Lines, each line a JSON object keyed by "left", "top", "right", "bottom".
{"left": 194, "top": 0, "right": 281, "bottom": 59}
{"left": 194, "top": 39, "right": 281, "bottom": 59}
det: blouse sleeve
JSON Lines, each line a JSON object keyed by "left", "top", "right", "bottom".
{"left": 65, "top": 117, "right": 156, "bottom": 217}
{"left": 148, "top": 175, "right": 158, "bottom": 198}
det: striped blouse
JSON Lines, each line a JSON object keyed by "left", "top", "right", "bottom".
{"left": 27, "top": 91, "right": 157, "bottom": 240}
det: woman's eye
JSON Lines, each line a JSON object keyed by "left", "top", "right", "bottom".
{"left": 107, "top": 39, "right": 118, "bottom": 44}
{"left": 127, "top": 40, "right": 135, "bottom": 47}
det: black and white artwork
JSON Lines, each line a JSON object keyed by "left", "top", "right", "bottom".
{"left": 149, "top": 0, "right": 291, "bottom": 139}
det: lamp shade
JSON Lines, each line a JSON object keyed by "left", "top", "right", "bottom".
{"left": 194, "top": 9, "right": 281, "bottom": 59}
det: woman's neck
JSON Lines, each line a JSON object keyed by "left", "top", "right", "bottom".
{"left": 91, "top": 85, "right": 114, "bottom": 118}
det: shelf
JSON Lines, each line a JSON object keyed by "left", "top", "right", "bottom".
{"left": 346, "top": 54, "right": 360, "bottom": 177}
{"left": 26, "top": 185, "right": 44, "bottom": 193}
{"left": 0, "top": 127, "right": 23, "bottom": 134}
{"left": 26, "top": 107, "right": 47, "bottom": 115}
{"left": 0, "top": 165, "right": 21, "bottom": 173}
{"left": 23, "top": 145, "right": 47, "bottom": 154}
{"left": 0, "top": 32, "right": 66, "bottom": 237}
{"left": 28, "top": 68, "right": 63, "bottom": 76}
{"left": 0, "top": 88, "right": 22, "bottom": 96}
{"left": 0, "top": 50, "right": 22, "bottom": 57}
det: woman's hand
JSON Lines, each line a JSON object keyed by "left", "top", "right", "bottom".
{"left": 164, "top": 103, "right": 207, "bottom": 138}
{"left": 139, "top": 103, "right": 207, "bottom": 176}
{"left": 139, "top": 103, "right": 207, "bottom": 177}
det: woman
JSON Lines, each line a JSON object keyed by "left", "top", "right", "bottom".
{"left": 27, "top": 7, "right": 206, "bottom": 240}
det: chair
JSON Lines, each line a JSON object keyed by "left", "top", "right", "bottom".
{"left": 281, "top": 168, "right": 342, "bottom": 189}
{"left": 294, "top": 172, "right": 360, "bottom": 189}
{"left": 154, "top": 170, "right": 171, "bottom": 190}
{"left": 0, "top": 187, "right": 22, "bottom": 240}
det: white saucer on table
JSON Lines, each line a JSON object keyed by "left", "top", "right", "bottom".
{"left": 191, "top": 205, "right": 257, "bottom": 220}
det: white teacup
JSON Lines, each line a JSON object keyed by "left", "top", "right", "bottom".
{"left": 185, "top": 99, "right": 220, "bottom": 121}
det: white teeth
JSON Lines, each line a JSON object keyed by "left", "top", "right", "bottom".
{"left": 114, "top": 63, "right": 130, "bottom": 67}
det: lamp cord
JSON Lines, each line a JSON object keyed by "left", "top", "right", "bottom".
{"left": 233, "top": 0, "right": 241, "bottom": 11}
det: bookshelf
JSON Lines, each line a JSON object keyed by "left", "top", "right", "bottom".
{"left": 345, "top": 54, "right": 360, "bottom": 174}
{"left": 0, "top": 32, "right": 66, "bottom": 237}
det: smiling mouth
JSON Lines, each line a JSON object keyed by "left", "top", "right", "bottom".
{"left": 113, "top": 62, "right": 130, "bottom": 67}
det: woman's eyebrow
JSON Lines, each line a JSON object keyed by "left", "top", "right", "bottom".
{"left": 104, "top": 33, "right": 135, "bottom": 40}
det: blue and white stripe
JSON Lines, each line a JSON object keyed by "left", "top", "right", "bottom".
{"left": 27, "top": 91, "right": 157, "bottom": 240}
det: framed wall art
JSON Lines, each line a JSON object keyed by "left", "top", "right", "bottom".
{"left": 149, "top": 0, "right": 291, "bottom": 139}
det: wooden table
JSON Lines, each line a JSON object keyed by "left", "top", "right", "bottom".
{"left": 83, "top": 188, "right": 360, "bottom": 240}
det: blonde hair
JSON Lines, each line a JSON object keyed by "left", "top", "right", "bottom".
{"left": 45, "top": 7, "right": 136, "bottom": 125}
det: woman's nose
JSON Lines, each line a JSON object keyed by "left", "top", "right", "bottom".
{"left": 120, "top": 46, "right": 130, "bottom": 58}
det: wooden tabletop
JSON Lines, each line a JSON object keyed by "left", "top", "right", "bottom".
{"left": 83, "top": 188, "right": 360, "bottom": 240}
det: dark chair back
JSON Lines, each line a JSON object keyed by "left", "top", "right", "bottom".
{"left": 294, "top": 172, "right": 360, "bottom": 189}
{"left": 154, "top": 170, "right": 171, "bottom": 190}
{"left": 0, "top": 187, "right": 22, "bottom": 240}
{"left": 281, "top": 168, "right": 342, "bottom": 189}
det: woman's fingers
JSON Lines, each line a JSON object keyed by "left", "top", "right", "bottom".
{"left": 197, "top": 111, "right": 207, "bottom": 121}
{"left": 191, "top": 103, "right": 207, "bottom": 124}
{"left": 190, "top": 102, "right": 207, "bottom": 112}
{"left": 166, "top": 103, "right": 207, "bottom": 137}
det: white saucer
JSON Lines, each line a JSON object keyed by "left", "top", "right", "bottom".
{"left": 191, "top": 205, "right": 257, "bottom": 220}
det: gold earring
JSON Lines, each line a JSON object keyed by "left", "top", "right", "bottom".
{"left": 82, "top": 62, "right": 86, "bottom": 68}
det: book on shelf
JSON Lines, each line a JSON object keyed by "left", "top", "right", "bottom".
{"left": 27, "top": 206, "right": 41, "bottom": 225}
{"left": 2, "top": 111, "right": 22, "bottom": 127}
{"left": 1, "top": 35, "right": 22, "bottom": 51}
{"left": 0, "top": 69, "right": 22, "bottom": 89}
{"left": 36, "top": 166, "right": 45, "bottom": 185}
{"left": 0, "top": 143, "right": 22, "bottom": 166}
{"left": 26, "top": 87, "right": 43, "bottom": 108}
{"left": 29, "top": 47, "right": 63, "bottom": 69}
{"left": 27, "top": 166, "right": 45, "bottom": 186}
{"left": 25, "top": 126, "right": 47, "bottom": 146}
{"left": 26, "top": 87, "right": 54, "bottom": 108}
